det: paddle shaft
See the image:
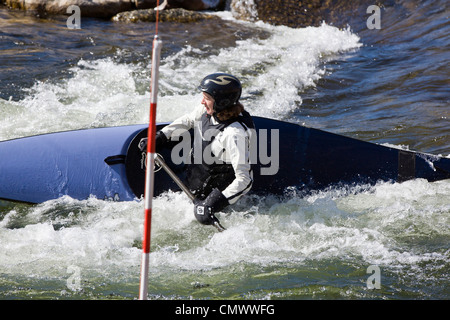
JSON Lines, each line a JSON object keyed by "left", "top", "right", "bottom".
{"left": 154, "top": 154, "right": 195, "bottom": 201}
{"left": 154, "top": 154, "right": 226, "bottom": 232}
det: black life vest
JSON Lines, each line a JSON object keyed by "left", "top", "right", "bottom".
{"left": 186, "top": 110, "right": 255, "bottom": 199}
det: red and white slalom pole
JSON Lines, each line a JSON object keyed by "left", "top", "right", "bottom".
{"left": 139, "top": 33, "right": 163, "bottom": 300}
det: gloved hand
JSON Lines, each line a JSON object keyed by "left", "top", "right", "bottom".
{"left": 138, "top": 131, "right": 168, "bottom": 152}
{"left": 194, "top": 188, "right": 229, "bottom": 227}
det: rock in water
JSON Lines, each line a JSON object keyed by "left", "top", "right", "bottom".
{"left": 112, "top": 8, "right": 218, "bottom": 23}
{"left": 3, "top": 0, "right": 227, "bottom": 18}
{"left": 230, "top": 0, "right": 372, "bottom": 29}
{"left": 3, "top": 0, "right": 134, "bottom": 18}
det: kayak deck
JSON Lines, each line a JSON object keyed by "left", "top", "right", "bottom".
{"left": 0, "top": 117, "right": 449, "bottom": 204}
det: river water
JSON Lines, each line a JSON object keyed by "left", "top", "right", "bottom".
{"left": 0, "top": 1, "right": 449, "bottom": 300}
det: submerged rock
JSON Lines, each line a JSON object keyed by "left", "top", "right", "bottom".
{"left": 136, "top": 0, "right": 226, "bottom": 11}
{"left": 112, "top": 7, "right": 218, "bottom": 23}
{"left": 3, "top": 0, "right": 379, "bottom": 30}
{"left": 3, "top": 0, "right": 134, "bottom": 18}
{"left": 2, "top": 0, "right": 226, "bottom": 18}
{"left": 230, "top": 0, "right": 377, "bottom": 29}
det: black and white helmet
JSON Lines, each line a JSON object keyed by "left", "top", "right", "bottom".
{"left": 198, "top": 73, "right": 242, "bottom": 113}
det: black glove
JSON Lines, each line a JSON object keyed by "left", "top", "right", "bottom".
{"left": 194, "top": 188, "right": 229, "bottom": 227}
{"left": 138, "top": 131, "right": 168, "bottom": 152}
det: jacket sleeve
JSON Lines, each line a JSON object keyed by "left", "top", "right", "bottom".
{"left": 220, "top": 124, "right": 254, "bottom": 204}
{"left": 160, "top": 104, "right": 204, "bottom": 139}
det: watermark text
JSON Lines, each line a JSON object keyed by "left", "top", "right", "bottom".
{"left": 66, "top": 265, "right": 82, "bottom": 291}
{"left": 66, "top": 5, "right": 81, "bottom": 29}
{"left": 144, "top": 124, "right": 280, "bottom": 175}
{"left": 366, "top": 265, "right": 381, "bottom": 289}
{"left": 366, "top": 5, "right": 381, "bottom": 29}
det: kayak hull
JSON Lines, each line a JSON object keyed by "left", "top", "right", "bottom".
{"left": 0, "top": 117, "right": 449, "bottom": 204}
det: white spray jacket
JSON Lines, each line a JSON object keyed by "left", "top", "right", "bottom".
{"left": 160, "top": 104, "right": 254, "bottom": 204}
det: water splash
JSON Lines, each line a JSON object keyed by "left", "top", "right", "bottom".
{"left": 0, "top": 22, "right": 361, "bottom": 140}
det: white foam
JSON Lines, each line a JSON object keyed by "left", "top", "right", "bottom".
{"left": 1, "top": 179, "right": 448, "bottom": 281}
{"left": 151, "top": 179, "right": 449, "bottom": 271}
{"left": 0, "top": 21, "right": 361, "bottom": 141}
{"left": 0, "top": 58, "right": 147, "bottom": 141}
{"left": 157, "top": 22, "right": 362, "bottom": 119}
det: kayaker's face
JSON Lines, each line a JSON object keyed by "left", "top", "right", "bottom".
{"left": 201, "top": 92, "right": 215, "bottom": 115}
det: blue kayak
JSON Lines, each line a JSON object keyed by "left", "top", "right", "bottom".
{"left": 0, "top": 117, "right": 449, "bottom": 204}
